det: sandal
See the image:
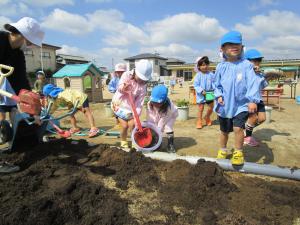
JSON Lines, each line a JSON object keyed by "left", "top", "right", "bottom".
{"left": 89, "top": 128, "right": 99, "bottom": 138}
{"left": 69, "top": 127, "right": 81, "bottom": 134}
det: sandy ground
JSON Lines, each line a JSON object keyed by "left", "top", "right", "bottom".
{"left": 59, "top": 81, "right": 300, "bottom": 168}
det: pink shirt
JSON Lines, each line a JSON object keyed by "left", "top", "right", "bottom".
{"left": 112, "top": 71, "right": 146, "bottom": 116}
{"left": 146, "top": 100, "right": 178, "bottom": 133}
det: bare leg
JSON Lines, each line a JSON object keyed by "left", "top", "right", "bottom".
{"left": 70, "top": 114, "right": 79, "bottom": 129}
{"left": 127, "top": 119, "right": 135, "bottom": 136}
{"left": 83, "top": 107, "right": 96, "bottom": 129}
{"left": 233, "top": 127, "right": 244, "bottom": 150}
{"left": 118, "top": 118, "right": 129, "bottom": 142}
{"left": 197, "top": 104, "right": 204, "bottom": 128}
{"left": 220, "top": 131, "right": 229, "bottom": 148}
{"left": 257, "top": 112, "right": 266, "bottom": 124}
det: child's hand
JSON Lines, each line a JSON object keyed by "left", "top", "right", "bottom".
{"left": 217, "top": 96, "right": 224, "bottom": 105}
{"left": 202, "top": 90, "right": 206, "bottom": 95}
{"left": 248, "top": 103, "right": 257, "bottom": 113}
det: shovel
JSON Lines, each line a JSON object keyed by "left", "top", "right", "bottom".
{"left": 48, "top": 120, "right": 71, "bottom": 138}
{"left": 126, "top": 86, "right": 152, "bottom": 148}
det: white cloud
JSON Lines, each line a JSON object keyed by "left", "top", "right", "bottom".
{"left": 0, "top": 16, "right": 11, "bottom": 30}
{"left": 235, "top": 10, "right": 300, "bottom": 40}
{"left": 23, "top": 0, "right": 74, "bottom": 7}
{"left": 255, "top": 35, "right": 300, "bottom": 59}
{"left": 0, "top": 0, "right": 9, "bottom": 5}
{"left": 57, "top": 45, "right": 129, "bottom": 69}
{"left": 42, "top": 9, "right": 93, "bottom": 35}
{"left": 250, "top": 0, "right": 278, "bottom": 10}
{"left": 141, "top": 43, "right": 199, "bottom": 61}
{"left": 146, "top": 13, "right": 227, "bottom": 45}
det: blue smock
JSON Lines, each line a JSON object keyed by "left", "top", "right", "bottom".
{"left": 214, "top": 59, "right": 261, "bottom": 118}
{"left": 255, "top": 72, "right": 268, "bottom": 102}
{"left": 108, "top": 76, "right": 120, "bottom": 93}
{"left": 0, "top": 78, "right": 17, "bottom": 106}
{"left": 193, "top": 71, "right": 215, "bottom": 104}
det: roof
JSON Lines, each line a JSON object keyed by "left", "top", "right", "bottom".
{"left": 53, "top": 63, "right": 104, "bottom": 78}
{"left": 42, "top": 43, "right": 61, "bottom": 50}
{"left": 166, "top": 58, "right": 185, "bottom": 64}
{"left": 124, "top": 53, "right": 168, "bottom": 61}
{"left": 57, "top": 54, "right": 89, "bottom": 62}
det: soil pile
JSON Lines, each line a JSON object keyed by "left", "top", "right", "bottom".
{"left": 0, "top": 139, "right": 300, "bottom": 225}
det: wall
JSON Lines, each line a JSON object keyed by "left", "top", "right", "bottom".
{"left": 24, "top": 46, "right": 57, "bottom": 72}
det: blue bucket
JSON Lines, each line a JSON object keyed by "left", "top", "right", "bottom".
{"left": 296, "top": 96, "right": 300, "bottom": 105}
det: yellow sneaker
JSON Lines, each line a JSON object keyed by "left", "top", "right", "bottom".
{"left": 217, "top": 149, "right": 228, "bottom": 159}
{"left": 231, "top": 150, "right": 244, "bottom": 165}
{"left": 120, "top": 141, "right": 130, "bottom": 152}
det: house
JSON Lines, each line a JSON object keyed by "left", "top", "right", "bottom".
{"left": 52, "top": 63, "right": 104, "bottom": 103}
{"left": 124, "top": 53, "right": 169, "bottom": 81}
{"left": 56, "top": 54, "right": 90, "bottom": 69}
{"left": 24, "top": 43, "right": 61, "bottom": 73}
{"left": 166, "top": 58, "right": 185, "bottom": 66}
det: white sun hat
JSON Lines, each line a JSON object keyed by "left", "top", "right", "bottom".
{"left": 135, "top": 59, "right": 152, "bottom": 81}
{"left": 114, "top": 63, "right": 127, "bottom": 72}
{"left": 4, "top": 17, "right": 45, "bottom": 47}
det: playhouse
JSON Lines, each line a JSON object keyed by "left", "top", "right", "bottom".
{"left": 52, "top": 63, "right": 104, "bottom": 103}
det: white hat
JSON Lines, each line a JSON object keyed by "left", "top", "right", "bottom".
{"left": 114, "top": 63, "right": 126, "bottom": 72}
{"left": 4, "top": 17, "right": 45, "bottom": 47}
{"left": 135, "top": 59, "right": 152, "bottom": 81}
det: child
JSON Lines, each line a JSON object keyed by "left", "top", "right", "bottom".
{"left": 147, "top": 85, "right": 178, "bottom": 153}
{"left": 42, "top": 84, "right": 99, "bottom": 137}
{"left": 34, "top": 71, "right": 46, "bottom": 95}
{"left": 214, "top": 31, "right": 261, "bottom": 165}
{"left": 111, "top": 59, "right": 152, "bottom": 149}
{"left": 193, "top": 56, "right": 215, "bottom": 129}
{"left": 244, "top": 49, "right": 268, "bottom": 146}
{"left": 108, "top": 63, "right": 126, "bottom": 93}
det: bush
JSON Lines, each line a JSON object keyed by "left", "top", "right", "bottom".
{"left": 176, "top": 99, "right": 189, "bottom": 107}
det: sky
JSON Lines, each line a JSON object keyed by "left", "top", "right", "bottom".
{"left": 0, "top": 0, "right": 300, "bottom": 69}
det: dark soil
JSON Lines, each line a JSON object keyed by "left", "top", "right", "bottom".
{"left": 0, "top": 139, "right": 300, "bottom": 225}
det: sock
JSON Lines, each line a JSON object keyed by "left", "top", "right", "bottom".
{"left": 245, "top": 123, "right": 254, "bottom": 137}
{"left": 166, "top": 132, "right": 174, "bottom": 145}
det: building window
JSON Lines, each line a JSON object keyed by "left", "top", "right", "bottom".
{"left": 184, "top": 70, "right": 193, "bottom": 81}
{"left": 42, "top": 52, "right": 51, "bottom": 58}
{"left": 176, "top": 70, "right": 183, "bottom": 77}
{"left": 155, "top": 59, "right": 158, "bottom": 65}
{"left": 24, "top": 50, "right": 33, "bottom": 56}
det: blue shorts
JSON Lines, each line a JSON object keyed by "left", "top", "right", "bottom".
{"left": 0, "top": 105, "right": 17, "bottom": 113}
{"left": 219, "top": 111, "right": 248, "bottom": 133}
{"left": 82, "top": 99, "right": 89, "bottom": 108}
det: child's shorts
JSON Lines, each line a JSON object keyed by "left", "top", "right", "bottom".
{"left": 257, "top": 101, "right": 265, "bottom": 112}
{"left": 82, "top": 99, "right": 89, "bottom": 108}
{"left": 199, "top": 100, "right": 214, "bottom": 105}
{"left": 0, "top": 105, "right": 17, "bottom": 113}
{"left": 111, "top": 103, "right": 133, "bottom": 121}
{"left": 219, "top": 111, "right": 248, "bottom": 133}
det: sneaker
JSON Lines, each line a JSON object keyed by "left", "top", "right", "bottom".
{"left": 244, "top": 136, "right": 259, "bottom": 147}
{"left": 88, "top": 128, "right": 99, "bottom": 138}
{"left": 0, "top": 162, "right": 20, "bottom": 173}
{"left": 231, "top": 150, "right": 244, "bottom": 165}
{"left": 120, "top": 141, "right": 130, "bottom": 152}
{"left": 217, "top": 149, "right": 229, "bottom": 159}
{"left": 196, "top": 119, "right": 203, "bottom": 129}
{"left": 167, "top": 144, "right": 176, "bottom": 153}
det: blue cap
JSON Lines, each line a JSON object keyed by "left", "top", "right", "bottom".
{"left": 43, "top": 84, "right": 63, "bottom": 98}
{"left": 150, "top": 85, "right": 168, "bottom": 103}
{"left": 244, "top": 49, "right": 264, "bottom": 60}
{"left": 220, "top": 31, "right": 242, "bottom": 46}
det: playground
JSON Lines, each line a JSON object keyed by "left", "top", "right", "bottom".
{"left": 1, "top": 82, "right": 300, "bottom": 225}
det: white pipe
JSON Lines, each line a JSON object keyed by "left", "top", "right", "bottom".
{"left": 143, "top": 152, "right": 300, "bottom": 181}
